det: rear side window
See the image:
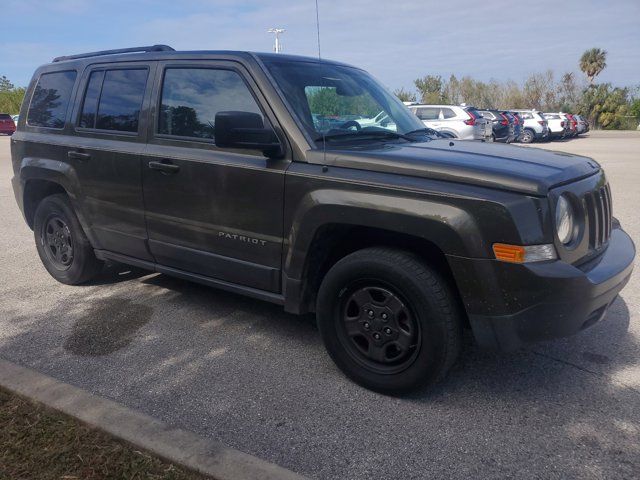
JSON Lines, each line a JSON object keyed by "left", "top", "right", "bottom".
{"left": 0, "top": 114, "right": 11, "bottom": 120}
{"left": 27, "top": 70, "right": 77, "bottom": 128}
{"left": 79, "top": 68, "right": 148, "bottom": 133}
{"left": 415, "top": 107, "right": 439, "bottom": 120}
{"left": 158, "top": 68, "right": 263, "bottom": 140}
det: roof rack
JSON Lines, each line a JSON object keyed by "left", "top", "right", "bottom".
{"left": 52, "top": 44, "right": 175, "bottom": 63}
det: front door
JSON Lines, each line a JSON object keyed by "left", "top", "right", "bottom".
{"left": 142, "top": 61, "right": 287, "bottom": 293}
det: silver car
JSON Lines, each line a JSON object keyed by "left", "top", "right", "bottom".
{"left": 408, "top": 104, "right": 492, "bottom": 140}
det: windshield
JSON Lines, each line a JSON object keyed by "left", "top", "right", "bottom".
{"left": 262, "top": 59, "right": 427, "bottom": 145}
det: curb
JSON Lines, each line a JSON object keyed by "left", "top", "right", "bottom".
{"left": 0, "top": 358, "right": 308, "bottom": 480}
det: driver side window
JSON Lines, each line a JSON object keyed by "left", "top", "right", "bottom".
{"left": 158, "top": 67, "right": 263, "bottom": 141}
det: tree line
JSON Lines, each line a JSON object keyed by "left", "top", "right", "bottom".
{"left": 0, "top": 76, "right": 26, "bottom": 114}
{"left": 395, "top": 48, "right": 640, "bottom": 130}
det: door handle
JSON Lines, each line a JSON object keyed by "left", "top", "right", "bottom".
{"left": 67, "top": 151, "right": 91, "bottom": 161}
{"left": 148, "top": 160, "right": 180, "bottom": 174}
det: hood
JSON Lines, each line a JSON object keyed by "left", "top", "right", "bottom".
{"left": 315, "top": 139, "right": 601, "bottom": 196}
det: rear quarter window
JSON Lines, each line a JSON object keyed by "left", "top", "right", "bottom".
{"left": 27, "top": 70, "right": 77, "bottom": 129}
{"left": 441, "top": 108, "right": 456, "bottom": 119}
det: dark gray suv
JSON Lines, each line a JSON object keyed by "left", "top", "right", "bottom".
{"left": 10, "top": 45, "right": 635, "bottom": 393}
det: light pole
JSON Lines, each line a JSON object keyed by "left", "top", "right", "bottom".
{"left": 267, "top": 28, "right": 285, "bottom": 53}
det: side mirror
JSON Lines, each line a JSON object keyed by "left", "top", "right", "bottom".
{"left": 214, "top": 111, "right": 282, "bottom": 158}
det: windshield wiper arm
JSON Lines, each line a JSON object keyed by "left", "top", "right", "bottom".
{"left": 314, "top": 130, "right": 415, "bottom": 143}
{"left": 405, "top": 127, "right": 443, "bottom": 138}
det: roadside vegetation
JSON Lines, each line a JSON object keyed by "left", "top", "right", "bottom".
{"left": 395, "top": 48, "right": 640, "bottom": 130}
{"left": 0, "top": 76, "right": 26, "bottom": 115}
{"left": 0, "top": 387, "right": 208, "bottom": 480}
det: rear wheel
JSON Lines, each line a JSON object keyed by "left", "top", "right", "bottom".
{"left": 520, "top": 128, "right": 534, "bottom": 143}
{"left": 316, "top": 247, "right": 462, "bottom": 394}
{"left": 33, "top": 194, "right": 103, "bottom": 284}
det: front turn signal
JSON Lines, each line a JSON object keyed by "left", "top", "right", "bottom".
{"left": 493, "top": 243, "right": 557, "bottom": 263}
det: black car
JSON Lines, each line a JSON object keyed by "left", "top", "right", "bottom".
{"left": 479, "top": 109, "right": 513, "bottom": 142}
{"left": 10, "top": 45, "right": 635, "bottom": 393}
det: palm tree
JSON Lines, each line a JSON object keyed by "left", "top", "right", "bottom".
{"left": 579, "top": 48, "right": 607, "bottom": 86}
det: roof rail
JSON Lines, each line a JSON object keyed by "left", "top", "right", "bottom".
{"left": 52, "top": 44, "right": 175, "bottom": 63}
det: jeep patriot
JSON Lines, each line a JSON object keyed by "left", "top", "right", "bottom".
{"left": 10, "top": 45, "right": 635, "bottom": 392}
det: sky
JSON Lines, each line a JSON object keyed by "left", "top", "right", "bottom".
{"left": 2, "top": 0, "right": 639, "bottom": 92}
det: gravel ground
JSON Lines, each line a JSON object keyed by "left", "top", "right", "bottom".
{"left": 0, "top": 131, "right": 638, "bottom": 479}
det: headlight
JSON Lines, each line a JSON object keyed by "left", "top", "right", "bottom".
{"left": 555, "top": 194, "right": 575, "bottom": 244}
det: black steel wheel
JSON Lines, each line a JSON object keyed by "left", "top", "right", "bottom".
{"left": 317, "top": 247, "right": 462, "bottom": 394}
{"left": 338, "top": 282, "right": 421, "bottom": 374}
{"left": 41, "top": 215, "right": 74, "bottom": 269}
{"left": 33, "top": 194, "right": 103, "bottom": 284}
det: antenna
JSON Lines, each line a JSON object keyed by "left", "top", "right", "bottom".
{"left": 267, "top": 28, "right": 285, "bottom": 53}
{"left": 315, "top": 0, "right": 322, "bottom": 60}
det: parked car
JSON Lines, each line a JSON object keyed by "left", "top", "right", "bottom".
{"left": 509, "top": 111, "right": 524, "bottom": 142}
{"left": 11, "top": 45, "right": 636, "bottom": 393}
{"left": 479, "top": 110, "right": 512, "bottom": 142}
{"left": 501, "top": 111, "right": 518, "bottom": 143}
{"left": 543, "top": 113, "right": 567, "bottom": 140}
{"left": 511, "top": 109, "right": 549, "bottom": 143}
{"left": 565, "top": 114, "right": 578, "bottom": 137}
{"left": 354, "top": 110, "right": 396, "bottom": 131}
{"left": 574, "top": 114, "right": 588, "bottom": 134}
{"left": 408, "top": 104, "right": 491, "bottom": 140}
{"left": 0, "top": 113, "right": 16, "bottom": 136}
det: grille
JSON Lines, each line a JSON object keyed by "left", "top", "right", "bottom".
{"left": 584, "top": 184, "right": 612, "bottom": 250}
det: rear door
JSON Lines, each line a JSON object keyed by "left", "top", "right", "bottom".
{"left": 141, "top": 60, "right": 287, "bottom": 293}
{"left": 414, "top": 107, "right": 441, "bottom": 129}
{"left": 68, "top": 62, "right": 156, "bottom": 260}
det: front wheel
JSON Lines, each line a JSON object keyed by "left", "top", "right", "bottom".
{"left": 316, "top": 247, "right": 462, "bottom": 394}
{"left": 33, "top": 194, "right": 103, "bottom": 284}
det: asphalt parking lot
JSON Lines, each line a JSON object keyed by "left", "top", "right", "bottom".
{"left": 1, "top": 131, "right": 638, "bottom": 479}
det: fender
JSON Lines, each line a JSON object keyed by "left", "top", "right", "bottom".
{"left": 18, "top": 157, "right": 98, "bottom": 247}
{"left": 284, "top": 188, "right": 485, "bottom": 281}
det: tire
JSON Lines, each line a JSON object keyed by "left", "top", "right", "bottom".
{"left": 316, "top": 247, "right": 462, "bottom": 394}
{"left": 33, "top": 194, "right": 103, "bottom": 284}
{"left": 520, "top": 128, "right": 534, "bottom": 144}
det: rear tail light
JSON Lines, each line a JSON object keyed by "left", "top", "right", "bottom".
{"left": 560, "top": 121, "right": 565, "bottom": 127}
{"left": 500, "top": 114, "right": 508, "bottom": 126}
{"left": 464, "top": 110, "right": 476, "bottom": 126}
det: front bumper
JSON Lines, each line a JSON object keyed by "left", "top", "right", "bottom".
{"left": 447, "top": 226, "right": 635, "bottom": 351}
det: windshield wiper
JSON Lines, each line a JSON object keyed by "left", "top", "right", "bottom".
{"left": 405, "top": 127, "right": 443, "bottom": 138}
{"left": 314, "top": 130, "right": 415, "bottom": 143}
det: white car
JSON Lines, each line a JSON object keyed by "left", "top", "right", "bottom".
{"left": 408, "top": 104, "right": 492, "bottom": 140}
{"left": 511, "top": 109, "right": 550, "bottom": 143}
{"left": 543, "top": 113, "right": 568, "bottom": 140}
{"left": 356, "top": 110, "right": 396, "bottom": 131}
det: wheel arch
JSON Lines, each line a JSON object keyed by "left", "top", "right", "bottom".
{"left": 18, "top": 159, "right": 96, "bottom": 245}
{"left": 23, "top": 179, "right": 67, "bottom": 229}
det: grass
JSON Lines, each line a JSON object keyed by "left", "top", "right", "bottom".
{"left": 0, "top": 387, "right": 210, "bottom": 480}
